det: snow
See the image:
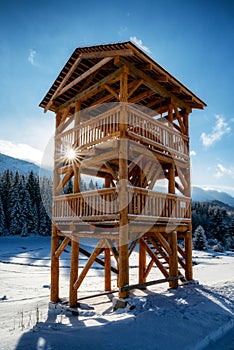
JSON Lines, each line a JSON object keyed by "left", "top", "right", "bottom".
{"left": 0, "top": 236, "right": 233, "bottom": 350}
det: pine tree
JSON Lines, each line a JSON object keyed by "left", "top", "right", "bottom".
{"left": 0, "top": 196, "right": 6, "bottom": 235}
{"left": 9, "top": 189, "right": 22, "bottom": 235}
{"left": 193, "top": 225, "right": 207, "bottom": 250}
{"left": 38, "top": 202, "right": 51, "bottom": 236}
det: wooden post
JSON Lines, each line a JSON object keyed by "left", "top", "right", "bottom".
{"left": 168, "top": 164, "right": 175, "bottom": 194}
{"left": 139, "top": 238, "right": 146, "bottom": 284}
{"left": 118, "top": 67, "right": 129, "bottom": 298}
{"left": 51, "top": 111, "right": 63, "bottom": 303}
{"left": 104, "top": 247, "right": 111, "bottom": 291}
{"left": 168, "top": 230, "right": 178, "bottom": 289}
{"left": 184, "top": 228, "right": 193, "bottom": 280}
{"left": 51, "top": 224, "right": 60, "bottom": 302}
{"left": 69, "top": 238, "right": 79, "bottom": 307}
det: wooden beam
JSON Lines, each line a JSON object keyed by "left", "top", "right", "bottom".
{"left": 55, "top": 237, "right": 71, "bottom": 258}
{"left": 117, "top": 57, "right": 190, "bottom": 109}
{"left": 58, "top": 57, "right": 113, "bottom": 97}
{"left": 168, "top": 231, "right": 179, "bottom": 289}
{"left": 50, "top": 225, "right": 60, "bottom": 303}
{"left": 73, "top": 240, "right": 105, "bottom": 291}
{"left": 184, "top": 229, "right": 193, "bottom": 280}
{"left": 118, "top": 70, "right": 130, "bottom": 298}
{"left": 79, "top": 246, "right": 118, "bottom": 274}
{"left": 129, "top": 90, "right": 155, "bottom": 103}
{"left": 79, "top": 48, "right": 134, "bottom": 60}
{"left": 44, "top": 55, "right": 83, "bottom": 112}
{"left": 55, "top": 168, "right": 74, "bottom": 195}
{"left": 104, "top": 84, "right": 119, "bottom": 100}
{"left": 139, "top": 238, "right": 146, "bottom": 284}
{"left": 120, "top": 276, "right": 183, "bottom": 292}
{"left": 128, "top": 79, "right": 144, "bottom": 98}
{"left": 56, "top": 66, "right": 125, "bottom": 112}
{"left": 141, "top": 239, "right": 169, "bottom": 278}
{"left": 69, "top": 238, "right": 79, "bottom": 307}
{"left": 104, "top": 247, "right": 111, "bottom": 291}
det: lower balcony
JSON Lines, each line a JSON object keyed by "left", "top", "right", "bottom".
{"left": 53, "top": 187, "right": 191, "bottom": 228}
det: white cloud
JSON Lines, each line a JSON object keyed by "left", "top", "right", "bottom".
{"left": 28, "top": 49, "right": 37, "bottom": 65}
{"left": 130, "top": 36, "right": 151, "bottom": 54}
{"left": 200, "top": 115, "right": 231, "bottom": 147}
{"left": 0, "top": 140, "right": 43, "bottom": 165}
{"left": 190, "top": 150, "right": 196, "bottom": 156}
{"left": 215, "top": 163, "right": 234, "bottom": 178}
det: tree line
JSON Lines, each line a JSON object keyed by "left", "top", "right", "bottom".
{"left": 0, "top": 170, "right": 234, "bottom": 251}
{"left": 0, "top": 170, "right": 101, "bottom": 236}
{"left": 0, "top": 170, "right": 52, "bottom": 236}
{"left": 192, "top": 201, "right": 234, "bottom": 251}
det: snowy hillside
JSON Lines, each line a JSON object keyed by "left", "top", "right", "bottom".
{"left": 0, "top": 153, "right": 40, "bottom": 174}
{"left": 192, "top": 186, "right": 234, "bottom": 207}
{"left": 0, "top": 236, "right": 233, "bottom": 350}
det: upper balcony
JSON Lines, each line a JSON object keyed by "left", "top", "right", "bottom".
{"left": 55, "top": 104, "right": 189, "bottom": 165}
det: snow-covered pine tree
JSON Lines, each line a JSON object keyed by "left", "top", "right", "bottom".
{"left": 1, "top": 169, "right": 14, "bottom": 228}
{"left": 38, "top": 201, "right": 51, "bottom": 236}
{"left": 193, "top": 225, "right": 207, "bottom": 250}
{"left": 0, "top": 196, "right": 6, "bottom": 235}
{"left": 9, "top": 188, "right": 22, "bottom": 235}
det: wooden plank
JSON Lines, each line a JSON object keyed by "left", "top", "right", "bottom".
{"left": 69, "top": 239, "right": 79, "bottom": 307}
{"left": 56, "top": 66, "right": 125, "bottom": 112}
{"left": 55, "top": 236, "right": 71, "bottom": 258}
{"left": 58, "top": 57, "right": 113, "bottom": 97}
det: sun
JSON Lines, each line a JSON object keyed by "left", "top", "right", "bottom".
{"left": 66, "top": 148, "right": 77, "bottom": 161}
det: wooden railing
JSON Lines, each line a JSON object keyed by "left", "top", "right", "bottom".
{"left": 128, "top": 187, "right": 191, "bottom": 220}
{"left": 53, "top": 187, "right": 191, "bottom": 223}
{"left": 53, "top": 188, "right": 119, "bottom": 221}
{"left": 55, "top": 106, "right": 121, "bottom": 159}
{"left": 55, "top": 105, "right": 189, "bottom": 160}
{"left": 127, "top": 105, "right": 189, "bottom": 158}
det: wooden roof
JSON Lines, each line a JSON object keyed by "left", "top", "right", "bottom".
{"left": 39, "top": 41, "right": 206, "bottom": 113}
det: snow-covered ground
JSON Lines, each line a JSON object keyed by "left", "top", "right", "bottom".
{"left": 0, "top": 236, "right": 233, "bottom": 350}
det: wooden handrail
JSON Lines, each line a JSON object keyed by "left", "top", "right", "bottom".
{"left": 53, "top": 186, "right": 191, "bottom": 221}
{"left": 55, "top": 105, "right": 189, "bottom": 160}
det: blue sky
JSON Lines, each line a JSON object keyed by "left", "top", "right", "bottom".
{"left": 0, "top": 0, "right": 234, "bottom": 195}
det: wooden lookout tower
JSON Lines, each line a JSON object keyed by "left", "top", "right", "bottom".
{"left": 40, "top": 42, "right": 206, "bottom": 306}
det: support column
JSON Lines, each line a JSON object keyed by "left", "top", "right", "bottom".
{"left": 104, "top": 247, "right": 111, "bottom": 291}
{"left": 69, "top": 238, "right": 79, "bottom": 307}
{"left": 168, "top": 230, "right": 178, "bottom": 289}
{"left": 51, "top": 225, "right": 60, "bottom": 303}
{"left": 184, "top": 228, "right": 193, "bottom": 280}
{"left": 51, "top": 111, "right": 63, "bottom": 303}
{"left": 139, "top": 238, "right": 146, "bottom": 284}
{"left": 118, "top": 67, "right": 129, "bottom": 298}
